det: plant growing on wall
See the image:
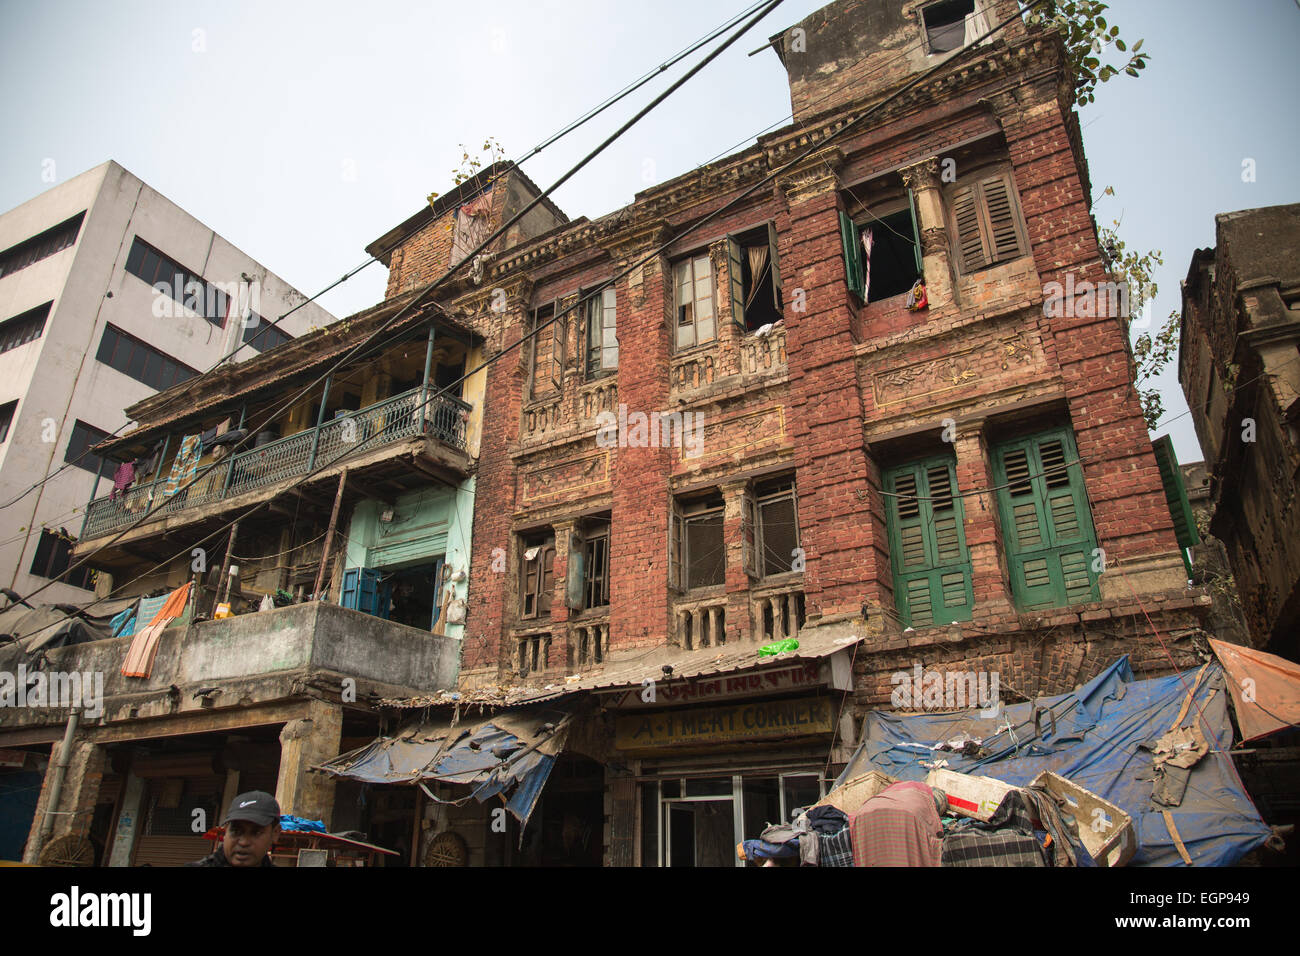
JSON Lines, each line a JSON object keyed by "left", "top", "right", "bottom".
{"left": 427, "top": 138, "right": 507, "bottom": 207}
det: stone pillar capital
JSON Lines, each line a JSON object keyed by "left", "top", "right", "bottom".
{"left": 899, "top": 156, "right": 943, "bottom": 192}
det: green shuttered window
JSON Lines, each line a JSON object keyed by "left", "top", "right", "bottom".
{"left": 1151, "top": 434, "right": 1199, "bottom": 577}
{"left": 992, "top": 428, "right": 1100, "bottom": 610}
{"left": 885, "top": 455, "right": 974, "bottom": 627}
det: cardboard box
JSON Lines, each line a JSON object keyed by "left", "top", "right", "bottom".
{"left": 1030, "top": 771, "right": 1137, "bottom": 867}
{"left": 926, "top": 768, "right": 1015, "bottom": 821}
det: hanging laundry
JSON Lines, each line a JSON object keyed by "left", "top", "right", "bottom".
{"left": 110, "top": 461, "right": 135, "bottom": 500}
{"left": 121, "top": 583, "right": 191, "bottom": 678}
{"left": 162, "top": 435, "right": 202, "bottom": 498}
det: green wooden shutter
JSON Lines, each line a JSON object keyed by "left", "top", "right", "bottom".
{"left": 885, "top": 456, "right": 974, "bottom": 628}
{"left": 839, "top": 211, "right": 864, "bottom": 299}
{"left": 727, "top": 236, "right": 745, "bottom": 328}
{"left": 1151, "top": 435, "right": 1199, "bottom": 578}
{"left": 994, "top": 428, "right": 1100, "bottom": 610}
{"left": 767, "top": 220, "right": 782, "bottom": 310}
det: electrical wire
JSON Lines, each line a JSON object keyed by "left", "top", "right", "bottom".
{"left": 3, "top": 0, "right": 793, "bottom": 637}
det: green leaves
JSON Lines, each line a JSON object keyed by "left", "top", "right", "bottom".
{"left": 1030, "top": 0, "right": 1151, "bottom": 108}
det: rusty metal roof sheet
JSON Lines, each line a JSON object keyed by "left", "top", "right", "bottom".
{"left": 379, "top": 625, "right": 864, "bottom": 710}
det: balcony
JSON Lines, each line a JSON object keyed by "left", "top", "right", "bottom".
{"left": 674, "top": 595, "right": 727, "bottom": 650}
{"left": 0, "top": 601, "right": 461, "bottom": 734}
{"left": 81, "top": 387, "right": 471, "bottom": 542}
{"left": 752, "top": 582, "right": 805, "bottom": 643}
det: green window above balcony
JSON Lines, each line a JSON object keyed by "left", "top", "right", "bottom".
{"left": 884, "top": 454, "right": 974, "bottom": 628}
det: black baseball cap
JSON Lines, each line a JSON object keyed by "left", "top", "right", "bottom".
{"left": 222, "top": 790, "right": 281, "bottom": 827}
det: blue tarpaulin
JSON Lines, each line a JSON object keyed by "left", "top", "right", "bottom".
{"left": 836, "top": 656, "right": 1271, "bottom": 866}
{"left": 316, "top": 705, "right": 571, "bottom": 831}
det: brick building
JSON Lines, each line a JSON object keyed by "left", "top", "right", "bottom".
{"left": 1178, "top": 203, "right": 1300, "bottom": 659}
{"left": 335, "top": 0, "right": 1211, "bottom": 866}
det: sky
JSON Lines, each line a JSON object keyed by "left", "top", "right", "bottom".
{"left": 1, "top": 0, "right": 1297, "bottom": 465}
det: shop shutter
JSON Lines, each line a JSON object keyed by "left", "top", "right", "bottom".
{"left": 839, "top": 211, "right": 864, "bottom": 299}
{"left": 727, "top": 236, "right": 746, "bottom": 328}
{"left": 993, "top": 428, "right": 1099, "bottom": 610}
{"left": 1152, "top": 434, "right": 1199, "bottom": 578}
{"left": 885, "top": 456, "right": 973, "bottom": 627}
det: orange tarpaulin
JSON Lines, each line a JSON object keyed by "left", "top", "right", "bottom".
{"left": 121, "top": 583, "right": 191, "bottom": 678}
{"left": 1210, "top": 639, "right": 1300, "bottom": 742}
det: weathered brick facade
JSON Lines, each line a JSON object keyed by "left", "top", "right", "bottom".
{"left": 361, "top": 2, "right": 1214, "bottom": 764}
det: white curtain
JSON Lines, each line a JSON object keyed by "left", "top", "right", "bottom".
{"left": 964, "top": 1, "right": 992, "bottom": 47}
{"left": 861, "top": 227, "right": 874, "bottom": 302}
{"left": 744, "top": 245, "right": 769, "bottom": 309}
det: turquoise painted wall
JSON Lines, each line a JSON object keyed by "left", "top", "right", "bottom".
{"left": 342, "top": 475, "right": 474, "bottom": 641}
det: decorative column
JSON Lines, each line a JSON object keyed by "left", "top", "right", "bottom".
{"left": 899, "top": 156, "right": 958, "bottom": 310}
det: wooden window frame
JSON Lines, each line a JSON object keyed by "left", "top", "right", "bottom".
{"left": 945, "top": 166, "right": 1030, "bottom": 275}
{"left": 754, "top": 477, "right": 800, "bottom": 579}
{"left": 669, "top": 493, "right": 725, "bottom": 591}
{"left": 520, "top": 533, "right": 556, "bottom": 619}
{"left": 585, "top": 286, "right": 618, "bottom": 378}
{"left": 883, "top": 454, "right": 974, "bottom": 628}
{"left": 672, "top": 255, "right": 716, "bottom": 353}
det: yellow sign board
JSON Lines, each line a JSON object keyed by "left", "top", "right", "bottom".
{"left": 615, "top": 696, "right": 833, "bottom": 750}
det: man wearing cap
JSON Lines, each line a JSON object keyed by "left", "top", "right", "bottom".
{"left": 188, "top": 791, "right": 281, "bottom": 867}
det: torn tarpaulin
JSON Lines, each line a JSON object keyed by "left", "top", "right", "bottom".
{"left": 314, "top": 704, "right": 572, "bottom": 831}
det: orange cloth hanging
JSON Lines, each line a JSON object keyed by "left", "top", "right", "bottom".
{"left": 121, "top": 583, "right": 192, "bottom": 678}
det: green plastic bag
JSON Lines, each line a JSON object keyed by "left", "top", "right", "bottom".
{"left": 758, "top": 638, "right": 799, "bottom": 656}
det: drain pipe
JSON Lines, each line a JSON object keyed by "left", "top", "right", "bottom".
{"left": 38, "top": 707, "right": 80, "bottom": 847}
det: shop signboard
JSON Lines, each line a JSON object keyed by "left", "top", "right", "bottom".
{"left": 615, "top": 695, "right": 833, "bottom": 750}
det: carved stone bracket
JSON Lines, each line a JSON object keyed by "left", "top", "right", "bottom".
{"left": 777, "top": 147, "right": 845, "bottom": 205}
{"left": 899, "top": 156, "right": 942, "bottom": 192}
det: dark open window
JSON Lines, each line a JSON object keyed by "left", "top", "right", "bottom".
{"left": 30, "top": 529, "right": 97, "bottom": 589}
{"left": 97, "top": 324, "right": 199, "bottom": 391}
{"left": 727, "top": 223, "right": 783, "bottom": 332}
{"left": 0, "top": 302, "right": 52, "bottom": 355}
{"left": 0, "top": 212, "right": 83, "bottom": 279}
{"left": 670, "top": 492, "right": 725, "bottom": 590}
{"left": 582, "top": 517, "right": 611, "bottom": 609}
{"left": 754, "top": 477, "right": 800, "bottom": 577}
{"left": 0, "top": 400, "right": 16, "bottom": 444}
{"left": 65, "top": 420, "right": 112, "bottom": 476}
{"left": 240, "top": 312, "right": 293, "bottom": 353}
{"left": 840, "top": 179, "right": 923, "bottom": 304}
{"left": 923, "top": 0, "right": 975, "bottom": 53}
{"left": 124, "top": 236, "right": 228, "bottom": 326}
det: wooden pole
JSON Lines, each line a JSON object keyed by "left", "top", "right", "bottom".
{"left": 215, "top": 521, "right": 240, "bottom": 616}
{"left": 313, "top": 468, "right": 349, "bottom": 600}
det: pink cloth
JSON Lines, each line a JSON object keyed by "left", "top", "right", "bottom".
{"left": 850, "top": 781, "right": 943, "bottom": 867}
{"left": 110, "top": 461, "right": 135, "bottom": 500}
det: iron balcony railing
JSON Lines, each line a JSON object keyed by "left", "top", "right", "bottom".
{"left": 81, "top": 387, "right": 471, "bottom": 541}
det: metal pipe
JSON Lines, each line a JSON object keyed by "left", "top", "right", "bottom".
{"left": 306, "top": 374, "right": 333, "bottom": 472}
{"left": 38, "top": 707, "right": 81, "bottom": 848}
{"left": 215, "top": 521, "right": 240, "bottom": 616}
{"left": 419, "top": 320, "right": 437, "bottom": 433}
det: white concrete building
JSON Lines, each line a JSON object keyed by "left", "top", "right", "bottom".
{"left": 0, "top": 161, "right": 335, "bottom": 603}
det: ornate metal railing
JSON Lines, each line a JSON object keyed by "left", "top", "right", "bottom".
{"left": 81, "top": 387, "right": 471, "bottom": 541}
